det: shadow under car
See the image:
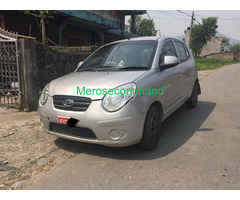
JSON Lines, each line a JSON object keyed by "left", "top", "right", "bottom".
{"left": 54, "top": 100, "right": 216, "bottom": 160}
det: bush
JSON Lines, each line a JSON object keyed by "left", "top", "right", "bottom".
{"left": 230, "top": 43, "right": 240, "bottom": 54}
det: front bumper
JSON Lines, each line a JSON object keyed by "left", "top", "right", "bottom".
{"left": 38, "top": 96, "right": 146, "bottom": 147}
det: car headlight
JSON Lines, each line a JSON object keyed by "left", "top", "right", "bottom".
{"left": 39, "top": 83, "right": 50, "bottom": 105}
{"left": 102, "top": 82, "right": 136, "bottom": 112}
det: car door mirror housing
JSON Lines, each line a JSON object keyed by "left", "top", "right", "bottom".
{"left": 164, "top": 55, "right": 180, "bottom": 66}
{"left": 160, "top": 55, "right": 180, "bottom": 71}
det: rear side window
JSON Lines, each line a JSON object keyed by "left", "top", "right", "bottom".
{"left": 183, "top": 45, "right": 190, "bottom": 58}
{"left": 175, "top": 41, "right": 188, "bottom": 61}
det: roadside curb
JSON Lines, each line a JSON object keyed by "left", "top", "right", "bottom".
{"left": 198, "top": 63, "right": 239, "bottom": 81}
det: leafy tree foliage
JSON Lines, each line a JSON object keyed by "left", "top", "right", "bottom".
{"left": 139, "top": 19, "right": 157, "bottom": 36}
{"left": 128, "top": 15, "right": 157, "bottom": 36}
{"left": 128, "top": 15, "right": 142, "bottom": 29}
{"left": 190, "top": 17, "right": 218, "bottom": 57}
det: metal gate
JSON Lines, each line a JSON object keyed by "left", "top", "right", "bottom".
{"left": 0, "top": 28, "right": 20, "bottom": 107}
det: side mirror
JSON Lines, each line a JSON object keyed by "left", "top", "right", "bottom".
{"left": 160, "top": 55, "right": 180, "bottom": 71}
{"left": 164, "top": 55, "right": 180, "bottom": 66}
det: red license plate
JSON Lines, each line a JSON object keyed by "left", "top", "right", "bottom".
{"left": 58, "top": 116, "right": 69, "bottom": 124}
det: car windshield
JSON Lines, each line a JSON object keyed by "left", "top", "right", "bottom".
{"left": 77, "top": 40, "right": 157, "bottom": 71}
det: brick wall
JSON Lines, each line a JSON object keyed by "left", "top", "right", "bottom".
{"left": 200, "top": 37, "right": 223, "bottom": 57}
{"left": 204, "top": 52, "right": 236, "bottom": 60}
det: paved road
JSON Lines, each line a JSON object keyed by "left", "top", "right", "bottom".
{"left": 30, "top": 64, "right": 240, "bottom": 189}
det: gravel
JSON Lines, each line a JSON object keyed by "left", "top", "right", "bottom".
{"left": 0, "top": 108, "right": 74, "bottom": 190}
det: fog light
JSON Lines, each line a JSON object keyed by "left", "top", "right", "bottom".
{"left": 109, "top": 129, "right": 121, "bottom": 140}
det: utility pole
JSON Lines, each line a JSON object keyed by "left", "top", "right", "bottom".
{"left": 190, "top": 11, "right": 194, "bottom": 31}
{"left": 189, "top": 11, "right": 194, "bottom": 44}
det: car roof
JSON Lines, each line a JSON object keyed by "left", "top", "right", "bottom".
{"left": 104, "top": 36, "right": 183, "bottom": 46}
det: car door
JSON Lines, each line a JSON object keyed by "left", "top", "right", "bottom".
{"left": 159, "top": 40, "right": 184, "bottom": 117}
{"left": 174, "top": 40, "right": 195, "bottom": 100}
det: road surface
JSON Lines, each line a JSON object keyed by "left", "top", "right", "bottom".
{"left": 29, "top": 64, "right": 240, "bottom": 189}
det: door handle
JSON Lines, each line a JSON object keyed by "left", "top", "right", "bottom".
{"left": 179, "top": 72, "right": 184, "bottom": 77}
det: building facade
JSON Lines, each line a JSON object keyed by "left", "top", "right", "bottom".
{"left": 0, "top": 10, "right": 146, "bottom": 46}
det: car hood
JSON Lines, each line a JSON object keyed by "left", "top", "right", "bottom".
{"left": 48, "top": 71, "right": 147, "bottom": 100}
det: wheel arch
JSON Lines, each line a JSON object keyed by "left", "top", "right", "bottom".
{"left": 147, "top": 100, "right": 163, "bottom": 121}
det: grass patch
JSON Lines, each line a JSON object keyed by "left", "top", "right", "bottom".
{"left": 30, "top": 159, "right": 38, "bottom": 165}
{"left": 195, "top": 58, "right": 238, "bottom": 71}
{"left": 10, "top": 125, "right": 18, "bottom": 129}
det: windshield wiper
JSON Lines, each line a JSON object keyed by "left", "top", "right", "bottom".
{"left": 117, "top": 66, "right": 149, "bottom": 70}
{"left": 78, "top": 66, "right": 149, "bottom": 72}
{"left": 78, "top": 67, "right": 97, "bottom": 72}
{"left": 78, "top": 66, "right": 114, "bottom": 72}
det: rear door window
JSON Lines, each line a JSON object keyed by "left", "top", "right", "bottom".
{"left": 175, "top": 41, "right": 188, "bottom": 61}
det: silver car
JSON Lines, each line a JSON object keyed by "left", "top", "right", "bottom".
{"left": 38, "top": 36, "right": 201, "bottom": 150}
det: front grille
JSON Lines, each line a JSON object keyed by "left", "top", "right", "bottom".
{"left": 49, "top": 122, "right": 97, "bottom": 139}
{"left": 53, "top": 95, "right": 91, "bottom": 111}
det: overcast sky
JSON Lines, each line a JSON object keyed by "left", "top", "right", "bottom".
{"left": 138, "top": 10, "right": 240, "bottom": 41}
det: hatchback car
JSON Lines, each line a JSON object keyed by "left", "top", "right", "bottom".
{"left": 38, "top": 36, "right": 201, "bottom": 150}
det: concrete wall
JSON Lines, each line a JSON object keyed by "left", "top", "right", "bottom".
{"left": 18, "top": 38, "right": 92, "bottom": 110}
{"left": 18, "top": 38, "right": 40, "bottom": 111}
{"left": 50, "top": 46, "right": 98, "bottom": 54}
{"left": 36, "top": 43, "right": 91, "bottom": 90}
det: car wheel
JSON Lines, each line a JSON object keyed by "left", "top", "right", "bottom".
{"left": 186, "top": 82, "right": 198, "bottom": 108}
{"left": 138, "top": 105, "right": 161, "bottom": 150}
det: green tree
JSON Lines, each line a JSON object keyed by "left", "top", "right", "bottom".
{"left": 190, "top": 17, "right": 218, "bottom": 57}
{"left": 24, "top": 10, "right": 55, "bottom": 44}
{"left": 139, "top": 19, "right": 157, "bottom": 36}
{"left": 128, "top": 15, "right": 142, "bottom": 30}
{"left": 128, "top": 15, "right": 157, "bottom": 36}
{"left": 230, "top": 43, "right": 240, "bottom": 54}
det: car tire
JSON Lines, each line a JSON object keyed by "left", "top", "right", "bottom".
{"left": 186, "top": 82, "right": 198, "bottom": 108}
{"left": 138, "top": 105, "right": 161, "bottom": 150}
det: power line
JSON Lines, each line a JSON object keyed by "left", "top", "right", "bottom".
{"left": 176, "top": 10, "right": 192, "bottom": 18}
{"left": 149, "top": 10, "right": 189, "bottom": 20}
{"left": 190, "top": 11, "right": 240, "bottom": 21}
{"left": 150, "top": 10, "right": 179, "bottom": 19}
{"left": 150, "top": 10, "right": 240, "bottom": 22}
{"left": 177, "top": 10, "right": 202, "bottom": 25}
